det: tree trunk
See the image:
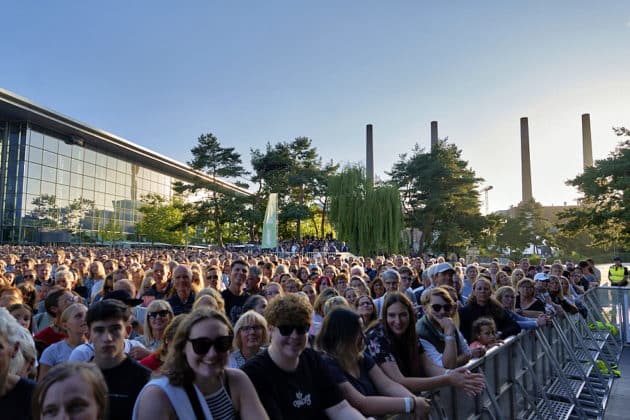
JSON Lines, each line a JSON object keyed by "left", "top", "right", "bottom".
{"left": 212, "top": 193, "right": 223, "bottom": 248}
{"left": 296, "top": 185, "right": 304, "bottom": 240}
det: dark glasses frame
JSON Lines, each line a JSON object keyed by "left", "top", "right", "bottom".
{"left": 430, "top": 303, "right": 453, "bottom": 313}
{"left": 277, "top": 324, "right": 310, "bottom": 336}
{"left": 188, "top": 335, "right": 233, "bottom": 354}
{"left": 148, "top": 310, "right": 171, "bottom": 319}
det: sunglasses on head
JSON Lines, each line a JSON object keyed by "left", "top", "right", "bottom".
{"left": 431, "top": 303, "right": 453, "bottom": 313}
{"left": 277, "top": 324, "right": 310, "bottom": 336}
{"left": 148, "top": 310, "right": 170, "bottom": 319}
{"left": 188, "top": 336, "right": 233, "bottom": 354}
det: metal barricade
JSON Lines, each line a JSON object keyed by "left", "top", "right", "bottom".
{"left": 428, "top": 287, "right": 627, "bottom": 419}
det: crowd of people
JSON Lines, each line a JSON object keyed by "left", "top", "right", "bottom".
{"left": 0, "top": 244, "right": 624, "bottom": 419}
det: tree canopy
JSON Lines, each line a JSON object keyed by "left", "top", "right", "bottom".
{"left": 388, "top": 141, "right": 485, "bottom": 255}
{"left": 328, "top": 165, "right": 403, "bottom": 256}
{"left": 558, "top": 128, "right": 630, "bottom": 250}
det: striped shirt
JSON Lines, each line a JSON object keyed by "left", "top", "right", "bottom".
{"left": 204, "top": 385, "right": 235, "bottom": 420}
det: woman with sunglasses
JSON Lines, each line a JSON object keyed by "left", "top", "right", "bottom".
{"left": 316, "top": 306, "right": 430, "bottom": 419}
{"left": 366, "top": 292, "right": 485, "bottom": 396}
{"left": 242, "top": 294, "right": 367, "bottom": 419}
{"left": 138, "top": 300, "right": 174, "bottom": 352}
{"left": 134, "top": 308, "right": 267, "bottom": 420}
{"left": 416, "top": 288, "right": 479, "bottom": 369}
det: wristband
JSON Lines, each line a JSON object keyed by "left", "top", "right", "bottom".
{"left": 444, "top": 335, "right": 456, "bottom": 341}
{"left": 444, "top": 369, "right": 452, "bottom": 375}
{"left": 404, "top": 397, "right": 412, "bottom": 413}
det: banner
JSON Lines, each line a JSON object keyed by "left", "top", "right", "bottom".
{"left": 261, "top": 193, "right": 278, "bottom": 249}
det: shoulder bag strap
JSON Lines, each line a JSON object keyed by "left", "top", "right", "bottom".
{"left": 184, "top": 382, "right": 206, "bottom": 420}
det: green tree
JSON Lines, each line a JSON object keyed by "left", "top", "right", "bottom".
{"left": 30, "top": 194, "right": 60, "bottom": 227}
{"left": 494, "top": 199, "right": 552, "bottom": 258}
{"left": 328, "top": 165, "right": 403, "bottom": 256}
{"left": 251, "top": 137, "right": 332, "bottom": 240}
{"left": 558, "top": 130, "right": 630, "bottom": 250}
{"left": 388, "top": 141, "right": 485, "bottom": 255}
{"left": 136, "top": 194, "right": 190, "bottom": 244}
{"left": 174, "top": 133, "right": 249, "bottom": 248}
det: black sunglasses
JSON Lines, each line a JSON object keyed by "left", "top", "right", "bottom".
{"left": 148, "top": 310, "right": 170, "bottom": 319}
{"left": 277, "top": 324, "right": 310, "bottom": 336}
{"left": 188, "top": 336, "right": 233, "bottom": 354}
{"left": 431, "top": 303, "right": 453, "bottom": 313}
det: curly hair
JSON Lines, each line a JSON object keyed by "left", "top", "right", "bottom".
{"left": 160, "top": 308, "right": 233, "bottom": 387}
{"left": 264, "top": 293, "right": 312, "bottom": 327}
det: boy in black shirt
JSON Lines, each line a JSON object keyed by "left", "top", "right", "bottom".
{"left": 87, "top": 299, "right": 151, "bottom": 419}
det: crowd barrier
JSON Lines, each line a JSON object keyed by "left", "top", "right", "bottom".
{"left": 428, "top": 286, "right": 627, "bottom": 420}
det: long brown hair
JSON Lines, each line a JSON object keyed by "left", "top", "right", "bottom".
{"left": 381, "top": 292, "right": 421, "bottom": 377}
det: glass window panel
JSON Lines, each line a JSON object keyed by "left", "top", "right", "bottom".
{"left": 69, "top": 172, "right": 82, "bottom": 189}
{"left": 96, "top": 153, "right": 107, "bottom": 167}
{"left": 41, "top": 181, "right": 56, "bottom": 196}
{"left": 43, "top": 135, "right": 59, "bottom": 153}
{"left": 26, "top": 178, "right": 41, "bottom": 196}
{"left": 106, "top": 155, "right": 117, "bottom": 169}
{"left": 116, "top": 171, "right": 126, "bottom": 185}
{"left": 58, "top": 140, "right": 72, "bottom": 157}
{"left": 107, "top": 168, "right": 116, "bottom": 182}
{"left": 56, "top": 185, "right": 69, "bottom": 200}
{"left": 84, "top": 148, "right": 96, "bottom": 164}
{"left": 28, "top": 147, "right": 42, "bottom": 164}
{"left": 71, "top": 145, "right": 84, "bottom": 160}
{"left": 27, "top": 162, "right": 42, "bottom": 180}
{"left": 57, "top": 155, "right": 71, "bottom": 172}
{"left": 25, "top": 194, "right": 39, "bottom": 213}
{"left": 106, "top": 182, "right": 116, "bottom": 195}
{"left": 115, "top": 184, "right": 125, "bottom": 197}
{"left": 94, "top": 192, "right": 105, "bottom": 206}
{"left": 43, "top": 150, "right": 57, "bottom": 167}
{"left": 69, "top": 187, "right": 82, "bottom": 201}
{"left": 83, "top": 176, "right": 95, "bottom": 191}
{"left": 30, "top": 131, "right": 44, "bottom": 148}
{"left": 95, "top": 166, "right": 106, "bottom": 180}
{"left": 42, "top": 166, "right": 56, "bottom": 182}
{"left": 94, "top": 179, "right": 106, "bottom": 193}
{"left": 81, "top": 189, "right": 94, "bottom": 201}
{"left": 57, "top": 170, "right": 71, "bottom": 186}
{"left": 71, "top": 159, "right": 84, "bottom": 174}
{"left": 83, "top": 163, "right": 94, "bottom": 178}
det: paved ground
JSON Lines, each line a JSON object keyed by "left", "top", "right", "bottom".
{"left": 603, "top": 345, "right": 630, "bottom": 420}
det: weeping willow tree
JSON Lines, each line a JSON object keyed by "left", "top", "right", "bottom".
{"left": 328, "top": 165, "right": 403, "bottom": 256}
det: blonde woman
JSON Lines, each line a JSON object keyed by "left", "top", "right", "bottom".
{"left": 229, "top": 310, "right": 269, "bottom": 368}
{"left": 138, "top": 300, "right": 174, "bottom": 351}
{"left": 38, "top": 303, "right": 88, "bottom": 380}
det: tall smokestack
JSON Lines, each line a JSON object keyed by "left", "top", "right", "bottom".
{"left": 520, "top": 117, "right": 533, "bottom": 203}
{"left": 430, "top": 121, "right": 438, "bottom": 150}
{"left": 366, "top": 124, "right": 374, "bottom": 188}
{"left": 582, "top": 113, "right": 593, "bottom": 169}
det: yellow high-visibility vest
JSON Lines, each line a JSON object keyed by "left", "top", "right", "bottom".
{"left": 609, "top": 265, "right": 626, "bottom": 283}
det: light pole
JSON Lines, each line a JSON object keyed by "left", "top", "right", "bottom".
{"left": 481, "top": 186, "right": 493, "bottom": 215}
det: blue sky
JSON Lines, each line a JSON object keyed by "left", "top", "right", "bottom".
{"left": 2, "top": 1, "right": 629, "bottom": 212}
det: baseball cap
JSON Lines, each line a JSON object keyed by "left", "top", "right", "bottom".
{"left": 104, "top": 290, "right": 143, "bottom": 306}
{"left": 614, "top": 256, "right": 621, "bottom": 261}
{"left": 534, "top": 273, "right": 550, "bottom": 282}
{"left": 435, "top": 262, "right": 455, "bottom": 274}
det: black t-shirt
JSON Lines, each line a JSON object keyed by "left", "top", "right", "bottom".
{"left": 0, "top": 377, "right": 35, "bottom": 420}
{"left": 322, "top": 351, "right": 377, "bottom": 396}
{"left": 515, "top": 295, "right": 546, "bottom": 312}
{"left": 221, "top": 288, "right": 250, "bottom": 324}
{"left": 242, "top": 348, "right": 344, "bottom": 419}
{"left": 101, "top": 357, "right": 151, "bottom": 419}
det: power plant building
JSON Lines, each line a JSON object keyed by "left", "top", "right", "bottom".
{"left": 0, "top": 89, "right": 249, "bottom": 244}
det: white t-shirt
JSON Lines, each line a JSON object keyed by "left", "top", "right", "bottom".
{"left": 68, "top": 339, "right": 146, "bottom": 362}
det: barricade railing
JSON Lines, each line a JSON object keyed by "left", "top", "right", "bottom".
{"left": 428, "top": 286, "right": 627, "bottom": 420}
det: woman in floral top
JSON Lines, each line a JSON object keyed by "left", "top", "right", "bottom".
{"left": 366, "top": 292, "right": 485, "bottom": 396}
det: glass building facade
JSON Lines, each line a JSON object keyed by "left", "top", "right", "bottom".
{"left": 0, "top": 89, "right": 248, "bottom": 244}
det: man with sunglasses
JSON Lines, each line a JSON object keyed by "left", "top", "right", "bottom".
{"left": 243, "top": 294, "right": 366, "bottom": 419}
{"left": 87, "top": 299, "right": 150, "bottom": 419}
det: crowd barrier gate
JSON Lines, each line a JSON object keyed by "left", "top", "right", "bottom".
{"left": 426, "top": 286, "right": 627, "bottom": 420}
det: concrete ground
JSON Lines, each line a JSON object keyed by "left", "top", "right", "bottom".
{"left": 603, "top": 345, "right": 630, "bottom": 420}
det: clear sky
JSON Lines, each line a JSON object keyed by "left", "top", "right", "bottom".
{"left": 2, "top": 1, "right": 629, "bottom": 213}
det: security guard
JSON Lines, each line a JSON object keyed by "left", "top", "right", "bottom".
{"left": 608, "top": 257, "right": 628, "bottom": 286}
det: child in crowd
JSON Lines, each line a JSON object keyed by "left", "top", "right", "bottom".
{"left": 9, "top": 303, "right": 33, "bottom": 331}
{"left": 469, "top": 317, "right": 504, "bottom": 350}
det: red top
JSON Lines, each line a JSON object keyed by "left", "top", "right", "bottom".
{"left": 140, "top": 352, "right": 162, "bottom": 371}
{"left": 34, "top": 326, "right": 67, "bottom": 346}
